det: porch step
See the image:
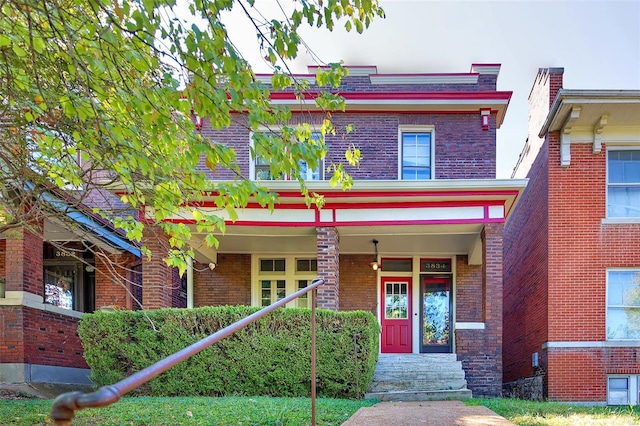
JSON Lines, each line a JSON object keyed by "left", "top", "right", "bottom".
{"left": 365, "top": 354, "right": 471, "bottom": 401}
{"left": 365, "top": 389, "right": 473, "bottom": 402}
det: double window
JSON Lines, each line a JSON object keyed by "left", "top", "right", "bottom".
{"left": 399, "top": 127, "right": 434, "bottom": 180}
{"left": 250, "top": 132, "right": 323, "bottom": 181}
{"left": 607, "top": 269, "right": 640, "bottom": 340}
{"left": 608, "top": 150, "right": 640, "bottom": 218}
{"left": 253, "top": 256, "right": 317, "bottom": 308}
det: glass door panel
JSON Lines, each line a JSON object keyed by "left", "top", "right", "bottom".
{"left": 421, "top": 276, "right": 452, "bottom": 353}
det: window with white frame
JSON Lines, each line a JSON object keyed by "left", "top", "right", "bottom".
{"left": 608, "top": 150, "right": 640, "bottom": 218}
{"left": 250, "top": 132, "right": 324, "bottom": 181}
{"left": 399, "top": 128, "right": 434, "bottom": 180}
{"left": 253, "top": 256, "right": 317, "bottom": 308}
{"left": 608, "top": 375, "right": 640, "bottom": 405}
{"left": 607, "top": 269, "right": 640, "bottom": 340}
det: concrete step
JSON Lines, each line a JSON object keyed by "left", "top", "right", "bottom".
{"left": 373, "top": 363, "right": 464, "bottom": 373}
{"left": 367, "top": 353, "right": 471, "bottom": 401}
{"left": 364, "top": 388, "right": 473, "bottom": 402}
{"left": 369, "top": 378, "right": 468, "bottom": 393}
{"left": 373, "top": 370, "right": 466, "bottom": 381}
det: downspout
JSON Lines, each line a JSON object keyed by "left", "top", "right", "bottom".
{"left": 187, "top": 257, "right": 194, "bottom": 308}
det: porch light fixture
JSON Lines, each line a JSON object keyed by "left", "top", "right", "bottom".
{"left": 369, "top": 239, "right": 380, "bottom": 271}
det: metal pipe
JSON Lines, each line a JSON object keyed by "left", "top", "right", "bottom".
{"left": 311, "top": 287, "right": 317, "bottom": 426}
{"left": 51, "top": 278, "right": 325, "bottom": 425}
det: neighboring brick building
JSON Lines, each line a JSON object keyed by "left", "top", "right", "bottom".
{"left": 144, "top": 64, "right": 526, "bottom": 396}
{"left": 503, "top": 68, "right": 640, "bottom": 404}
{"left": 0, "top": 194, "right": 185, "bottom": 386}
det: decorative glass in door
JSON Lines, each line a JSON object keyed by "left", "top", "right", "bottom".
{"left": 44, "top": 265, "right": 76, "bottom": 310}
{"left": 421, "top": 277, "right": 451, "bottom": 353}
{"left": 385, "top": 282, "right": 409, "bottom": 319}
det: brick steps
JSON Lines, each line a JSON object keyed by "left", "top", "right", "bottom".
{"left": 365, "top": 353, "right": 471, "bottom": 401}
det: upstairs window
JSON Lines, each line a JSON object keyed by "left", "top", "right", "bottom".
{"left": 608, "top": 150, "right": 640, "bottom": 218}
{"left": 400, "top": 128, "right": 433, "bottom": 180}
{"left": 251, "top": 132, "right": 324, "bottom": 181}
{"left": 607, "top": 269, "right": 640, "bottom": 340}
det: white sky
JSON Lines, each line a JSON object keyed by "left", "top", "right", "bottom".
{"left": 221, "top": 0, "right": 640, "bottom": 178}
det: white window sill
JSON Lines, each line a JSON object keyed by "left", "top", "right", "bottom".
{"left": 601, "top": 218, "right": 640, "bottom": 225}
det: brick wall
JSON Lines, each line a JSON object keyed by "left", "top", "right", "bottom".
{"left": 193, "top": 254, "right": 251, "bottom": 306}
{"left": 503, "top": 138, "right": 550, "bottom": 384}
{"left": 5, "top": 227, "right": 43, "bottom": 295}
{"left": 545, "top": 140, "right": 640, "bottom": 401}
{"left": 0, "top": 306, "right": 25, "bottom": 363}
{"left": 94, "top": 251, "right": 137, "bottom": 310}
{"left": 546, "top": 347, "right": 640, "bottom": 402}
{"left": 0, "top": 306, "right": 86, "bottom": 369}
{"left": 141, "top": 226, "right": 173, "bottom": 309}
{"left": 339, "top": 254, "right": 377, "bottom": 315}
{"left": 0, "top": 239, "right": 5, "bottom": 285}
{"left": 457, "top": 223, "right": 503, "bottom": 397}
{"left": 316, "top": 227, "right": 339, "bottom": 311}
{"left": 200, "top": 111, "right": 496, "bottom": 181}
{"left": 455, "top": 255, "right": 482, "bottom": 322}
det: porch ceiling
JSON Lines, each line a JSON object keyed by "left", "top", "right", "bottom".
{"left": 189, "top": 223, "right": 483, "bottom": 258}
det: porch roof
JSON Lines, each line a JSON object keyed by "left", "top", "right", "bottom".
{"left": 172, "top": 179, "right": 527, "bottom": 264}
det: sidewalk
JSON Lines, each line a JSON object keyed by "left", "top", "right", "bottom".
{"left": 342, "top": 400, "right": 514, "bottom": 426}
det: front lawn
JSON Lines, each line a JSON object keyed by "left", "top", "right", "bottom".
{"left": 0, "top": 396, "right": 376, "bottom": 425}
{"left": 469, "top": 397, "right": 640, "bottom": 425}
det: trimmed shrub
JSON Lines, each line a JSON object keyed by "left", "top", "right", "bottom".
{"left": 78, "top": 306, "right": 379, "bottom": 398}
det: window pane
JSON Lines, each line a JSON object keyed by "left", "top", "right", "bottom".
{"left": 274, "top": 259, "right": 285, "bottom": 271}
{"left": 296, "top": 259, "right": 317, "bottom": 272}
{"left": 607, "top": 271, "right": 640, "bottom": 340}
{"left": 276, "top": 280, "right": 286, "bottom": 300}
{"left": 609, "top": 151, "right": 640, "bottom": 183}
{"left": 608, "top": 187, "right": 640, "bottom": 218}
{"left": 610, "top": 377, "right": 629, "bottom": 390}
{"left": 382, "top": 259, "right": 412, "bottom": 272}
{"left": 608, "top": 307, "right": 640, "bottom": 339}
{"left": 44, "top": 266, "right": 75, "bottom": 310}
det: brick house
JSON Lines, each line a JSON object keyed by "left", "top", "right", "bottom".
{"left": 1, "top": 64, "right": 526, "bottom": 397}
{"left": 503, "top": 68, "right": 640, "bottom": 404}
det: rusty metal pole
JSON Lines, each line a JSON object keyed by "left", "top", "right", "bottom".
{"left": 311, "top": 287, "right": 317, "bottom": 426}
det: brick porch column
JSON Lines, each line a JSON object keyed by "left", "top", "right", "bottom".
{"left": 5, "top": 226, "right": 43, "bottom": 297}
{"left": 141, "top": 226, "right": 172, "bottom": 309}
{"left": 316, "top": 226, "right": 339, "bottom": 311}
{"left": 482, "top": 222, "right": 504, "bottom": 395}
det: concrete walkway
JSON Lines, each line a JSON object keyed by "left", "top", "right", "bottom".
{"left": 342, "top": 401, "right": 514, "bottom": 426}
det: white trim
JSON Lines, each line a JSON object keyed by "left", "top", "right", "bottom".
{"left": 455, "top": 322, "right": 485, "bottom": 330}
{"left": 601, "top": 218, "right": 640, "bottom": 225}
{"left": 0, "top": 291, "right": 84, "bottom": 319}
{"left": 470, "top": 64, "right": 501, "bottom": 76}
{"left": 370, "top": 75, "right": 479, "bottom": 85}
{"left": 543, "top": 341, "right": 640, "bottom": 349}
{"left": 255, "top": 75, "right": 316, "bottom": 85}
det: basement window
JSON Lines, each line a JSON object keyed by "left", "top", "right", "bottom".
{"left": 608, "top": 376, "right": 639, "bottom": 405}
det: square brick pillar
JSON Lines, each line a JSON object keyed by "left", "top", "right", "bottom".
{"left": 94, "top": 251, "right": 137, "bottom": 310}
{"left": 316, "top": 227, "right": 339, "bottom": 311}
{"left": 481, "top": 222, "right": 504, "bottom": 395}
{"left": 5, "top": 226, "right": 43, "bottom": 297}
{"left": 141, "top": 226, "right": 173, "bottom": 309}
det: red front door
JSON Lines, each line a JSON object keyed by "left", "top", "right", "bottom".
{"left": 381, "top": 277, "right": 412, "bottom": 353}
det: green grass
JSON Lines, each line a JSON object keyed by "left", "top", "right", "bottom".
{"left": 0, "top": 396, "right": 376, "bottom": 425}
{"left": 468, "top": 397, "right": 640, "bottom": 425}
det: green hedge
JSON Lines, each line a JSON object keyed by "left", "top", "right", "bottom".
{"left": 78, "top": 306, "right": 379, "bottom": 398}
